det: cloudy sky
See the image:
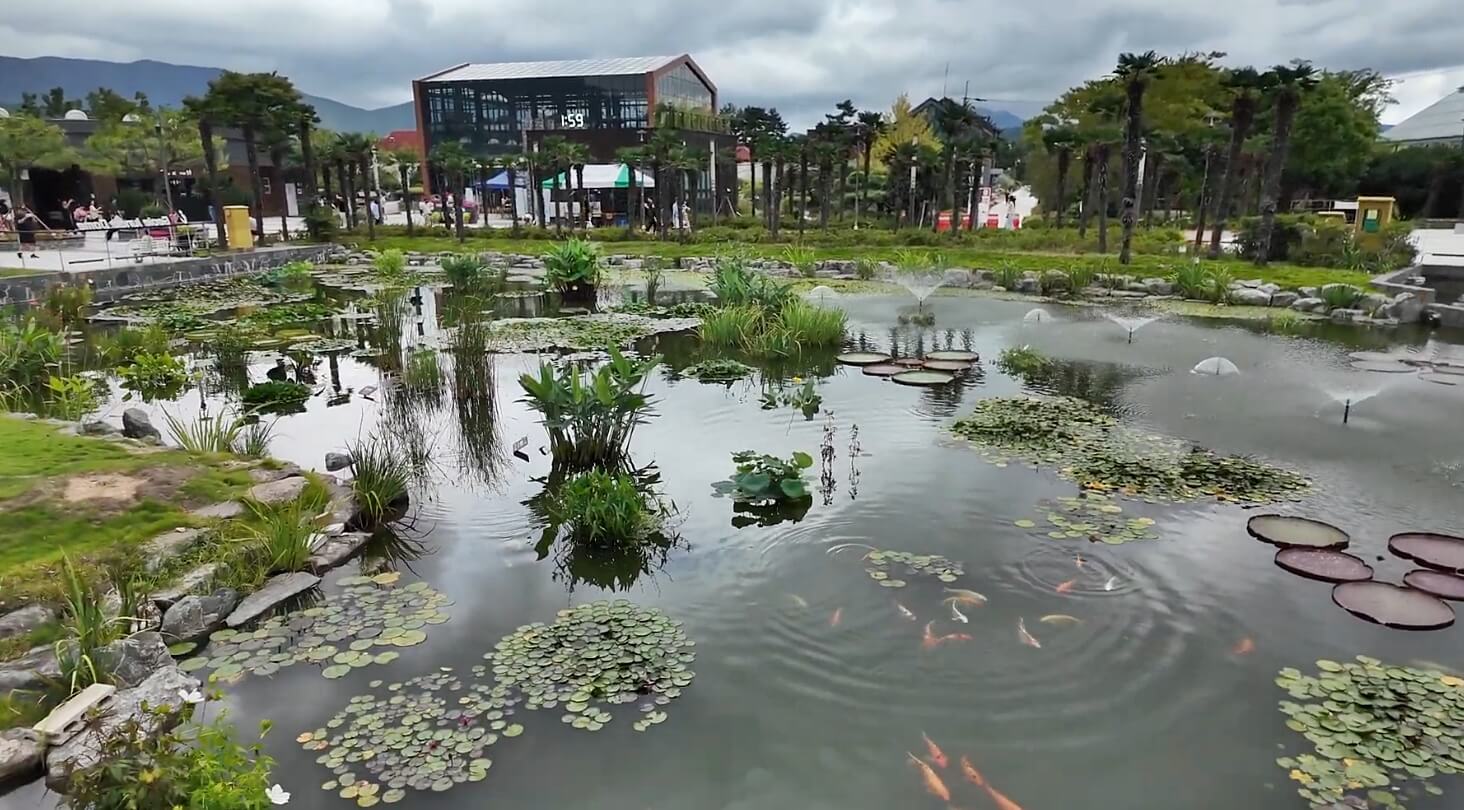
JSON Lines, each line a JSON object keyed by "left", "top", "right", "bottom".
{"left": 2, "top": 0, "right": 1461, "bottom": 128}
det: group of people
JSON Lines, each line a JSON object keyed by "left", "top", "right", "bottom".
{"left": 0, "top": 199, "right": 50, "bottom": 259}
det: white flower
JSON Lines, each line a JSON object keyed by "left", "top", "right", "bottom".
{"left": 177, "top": 688, "right": 204, "bottom": 705}
{"left": 266, "top": 785, "right": 291, "bottom": 805}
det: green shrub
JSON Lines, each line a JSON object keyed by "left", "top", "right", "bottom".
{"left": 1319, "top": 283, "right": 1364, "bottom": 310}
{"left": 709, "top": 256, "right": 793, "bottom": 312}
{"left": 208, "top": 325, "right": 255, "bottom": 370}
{"left": 371, "top": 249, "right": 410, "bottom": 285}
{"left": 543, "top": 470, "right": 670, "bottom": 549}
{"left": 118, "top": 351, "right": 189, "bottom": 401}
{"left": 518, "top": 349, "right": 660, "bottom": 469}
{"left": 543, "top": 239, "right": 602, "bottom": 292}
{"left": 441, "top": 254, "right": 491, "bottom": 289}
{"left": 784, "top": 245, "right": 818, "bottom": 278}
{"left": 60, "top": 694, "right": 282, "bottom": 810}
{"left": 854, "top": 257, "right": 880, "bottom": 280}
{"left": 0, "top": 319, "right": 63, "bottom": 390}
{"left": 103, "top": 325, "right": 172, "bottom": 365}
{"left": 241, "top": 381, "right": 310, "bottom": 414}
{"left": 346, "top": 434, "right": 413, "bottom": 526}
{"left": 1205, "top": 267, "right": 1234, "bottom": 304}
{"left": 304, "top": 203, "right": 339, "bottom": 240}
{"left": 681, "top": 358, "right": 754, "bottom": 381}
{"left": 1236, "top": 214, "right": 1308, "bottom": 263}
{"left": 45, "top": 375, "right": 99, "bottom": 422}
{"left": 1172, "top": 262, "right": 1212, "bottom": 300}
{"left": 997, "top": 345, "right": 1051, "bottom": 376}
{"left": 717, "top": 451, "right": 813, "bottom": 503}
{"left": 265, "top": 260, "right": 315, "bottom": 288}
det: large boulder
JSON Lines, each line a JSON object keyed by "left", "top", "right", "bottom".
{"left": 1389, "top": 292, "right": 1425, "bottom": 323}
{"left": 98, "top": 631, "right": 172, "bottom": 688}
{"left": 1015, "top": 273, "right": 1041, "bottom": 294}
{"left": 120, "top": 408, "right": 161, "bottom": 442}
{"left": 45, "top": 666, "right": 199, "bottom": 789}
{"left": 0, "top": 646, "right": 59, "bottom": 693}
{"left": 0, "top": 605, "right": 56, "bottom": 640}
{"left": 1270, "top": 291, "right": 1299, "bottom": 309}
{"left": 308, "top": 533, "right": 371, "bottom": 574}
{"left": 78, "top": 420, "right": 119, "bottom": 437}
{"left": 1143, "top": 278, "right": 1173, "bottom": 296}
{"left": 141, "top": 528, "right": 207, "bottom": 575}
{"left": 1358, "top": 292, "right": 1392, "bottom": 316}
{"left": 943, "top": 268, "right": 973, "bottom": 288}
{"left": 324, "top": 452, "right": 354, "bottom": 472}
{"left": 0, "top": 729, "right": 43, "bottom": 786}
{"left": 151, "top": 563, "right": 220, "bottom": 609}
{"left": 225, "top": 572, "right": 320, "bottom": 628}
{"left": 160, "top": 589, "right": 239, "bottom": 644}
{"left": 1290, "top": 297, "right": 1326, "bottom": 313}
{"left": 245, "top": 476, "right": 308, "bottom": 505}
{"left": 1230, "top": 288, "right": 1272, "bottom": 307}
{"left": 1330, "top": 308, "right": 1367, "bottom": 324}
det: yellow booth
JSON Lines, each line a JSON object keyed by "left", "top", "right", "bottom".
{"left": 223, "top": 205, "right": 254, "bottom": 250}
{"left": 1354, "top": 197, "right": 1396, "bottom": 248}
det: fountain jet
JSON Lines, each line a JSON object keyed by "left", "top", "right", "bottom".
{"left": 1105, "top": 313, "right": 1161, "bottom": 344}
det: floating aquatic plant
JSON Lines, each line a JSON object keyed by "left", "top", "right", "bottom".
{"left": 859, "top": 548, "right": 965, "bottom": 588}
{"left": 485, "top": 600, "right": 695, "bottom": 733}
{"left": 680, "top": 358, "right": 755, "bottom": 382}
{"left": 179, "top": 577, "right": 450, "bottom": 685}
{"left": 1013, "top": 492, "right": 1160, "bottom": 545}
{"left": 1275, "top": 657, "right": 1464, "bottom": 809}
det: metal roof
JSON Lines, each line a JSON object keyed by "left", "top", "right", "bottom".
{"left": 423, "top": 56, "right": 680, "bottom": 83}
{"left": 1381, "top": 87, "right": 1464, "bottom": 145}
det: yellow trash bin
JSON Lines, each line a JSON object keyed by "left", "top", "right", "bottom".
{"left": 1354, "top": 197, "right": 1396, "bottom": 248}
{"left": 223, "top": 205, "right": 254, "bottom": 250}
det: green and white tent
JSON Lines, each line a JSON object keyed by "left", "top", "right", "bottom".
{"left": 540, "top": 163, "right": 655, "bottom": 189}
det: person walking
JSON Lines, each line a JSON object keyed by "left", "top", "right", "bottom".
{"left": 16, "top": 207, "right": 47, "bottom": 259}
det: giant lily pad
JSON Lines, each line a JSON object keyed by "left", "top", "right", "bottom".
{"left": 1274, "top": 548, "right": 1373, "bottom": 583}
{"left": 1402, "top": 570, "right": 1464, "bottom": 601}
{"left": 836, "top": 352, "right": 891, "bottom": 366}
{"left": 1351, "top": 360, "right": 1416, "bottom": 373}
{"left": 1389, "top": 532, "right": 1464, "bottom": 574}
{"left": 922, "top": 360, "right": 973, "bottom": 372}
{"left": 892, "top": 370, "right": 955, "bottom": 387}
{"left": 1248, "top": 515, "right": 1350, "bottom": 550}
{"left": 892, "top": 358, "right": 926, "bottom": 368}
{"left": 926, "top": 350, "right": 979, "bottom": 362}
{"left": 861, "top": 363, "right": 905, "bottom": 377}
{"left": 1331, "top": 581, "right": 1455, "bottom": 630}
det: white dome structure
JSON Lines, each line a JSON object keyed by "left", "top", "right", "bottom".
{"left": 1022, "top": 308, "right": 1052, "bottom": 323}
{"left": 122, "top": 112, "right": 141, "bottom": 123}
{"left": 1191, "top": 357, "right": 1240, "bottom": 376}
{"left": 63, "top": 109, "right": 89, "bottom": 121}
{"left": 0, "top": 107, "right": 10, "bottom": 119}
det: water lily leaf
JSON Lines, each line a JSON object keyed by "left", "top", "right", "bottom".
{"left": 323, "top": 665, "right": 352, "bottom": 679}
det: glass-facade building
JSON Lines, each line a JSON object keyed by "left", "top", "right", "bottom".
{"left": 414, "top": 55, "right": 718, "bottom": 161}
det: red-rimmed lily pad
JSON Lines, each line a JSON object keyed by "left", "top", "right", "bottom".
{"left": 927, "top": 350, "right": 979, "bottom": 362}
{"left": 891, "top": 370, "right": 955, "bottom": 387}
{"left": 1274, "top": 548, "right": 1373, "bottom": 583}
{"left": 1350, "top": 360, "right": 1415, "bottom": 373}
{"left": 1331, "top": 581, "right": 1455, "bottom": 630}
{"left": 1419, "top": 372, "right": 1458, "bottom": 386}
{"left": 1247, "top": 515, "right": 1350, "bottom": 550}
{"left": 836, "top": 352, "right": 892, "bottom": 366}
{"left": 922, "top": 359, "right": 972, "bottom": 372}
{"left": 1402, "top": 569, "right": 1464, "bottom": 601}
{"left": 861, "top": 364, "right": 904, "bottom": 377}
{"left": 893, "top": 358, "right": 926, "bottom": 368}
{"left": 1389, "top": 532, "right": 1464, "bottom": 574}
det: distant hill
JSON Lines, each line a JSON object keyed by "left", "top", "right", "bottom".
{"left": 0, "top": 55, "right": 414, "bottom": 134}
{"left": 977, "top": 107, "right": 1025, "bottom": 133}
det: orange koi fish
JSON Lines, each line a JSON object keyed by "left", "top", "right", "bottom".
{"left": 921, "top": 732, "right": 949, "bottom": 769}
{"left": 939, "top": 632, "right": 974, "bottom": 645}
{"left": 907, "top": 752, "right": 951, "bottom": 802}
{"left": 1017, "top": 617, "right": 1042, "bottom": 649}
{"left": 1232, "top": 637, "right": 1255, "bottom": 655}
{"left": 895, "top": 602, "right": 917, "bottom": 621}
{"left": 960, "top": 755, "right": 985, "bottom": 786}
{"left": 982, "top": 781, "right": 1026, "bottom": 810}
{"left": 1055, "top": 578, "right": 1077, "bottom": 594}
{"left": 942, "top": 588, "right": 987, "bottom": 606}
{"left": 829, "top": 607, "right": 843, "bottom": 627}
{"left": 921, "top": 621, "right": 940, "bottom": 651}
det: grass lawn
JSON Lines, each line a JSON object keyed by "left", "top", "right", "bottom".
{"left": 346, "top": 234, "right": 1373, "bottom": 290}
{"left": 0, "top": 267, "right": 48, "bottom": 278}
{"left": 0, "top": 417, "right": 257, "bottom": 611}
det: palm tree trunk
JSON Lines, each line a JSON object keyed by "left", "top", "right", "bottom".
{"left": 858, "top": 143, "right": 873, "bottom": 227}
{"left": 1077, "top": 147, "right": 1095, "bottom": 238}
{"left": 835, "top": 161, "right": 849, "bottom": 223}
{"left": 338, "top": 161, "right": 354, "bottom": 229}
{"left": 653, "top": 161, "right": 667, "bottom": 239}
{"left": 1054, "top": 148, "right": 1070, "bottom": 228}
{"left": 1095, "top": 144, "right": 1110, "bottom": 253}
{"left": 749, "top": 153, "right": 757, "bottom": 220}
{"left": 359, "top": 158, "right": 375, "bottom": 241}
{"left": 577, "top": 164, "right": 588, "bottom": 230}
{"left": 798, "top": 148, "right": 809, "bottom": 237}
{"left": 320, "top": 164, "right": 332, "bottom": 206}
{"left": 271, "top": 145, "right": 289, "bottom": 240}
{"left": 953, "top": 159, "right": 968, "bottom": 234}
{"left": 197, "top": 119, "right": 223, "bottom": 246}
{"left": 242, "top": 124, "right": 266, "bottom": 239}
{"left": 552, "top": 173, "right": 563, "bottom": 235}
{"left": 1141, "top": 152, "right": 1163, "bottom": 225}
{"left": 937, "top": 147, "right": 955, "bottom": 232}
{"left": 453, "top": 172, "right": 465, "bottom": 243}
{"left": 1255, "top": 92, "right": 1300, "bottom": 267}
{"left": 401, "top": 166, "right": 415, "bottom": 236}
{"left": 1118, "top": 80, "right": 1144, "bottom": 265}
{"left": 298, "top": 120, "right": 316, "bottom": 214}
{"left": 1206, "top": 109, "right": 1249, "bottom": 260}
{"left": 680, "top": 169, "right": 692, "bottom": 238}
{"left": 1192, "top": 147, "right": 1214, "bottom": 250}
{"left": 819, "top": 160, "right": 832, "bottom": 229}
{"left": 772, "top": 158, "right": 784, "bottom": 237}
{"left": 761, "top": 161, "right": 773, "bottom": 229}
{"left": 507, "top": 167, "right": 520, "bottom": 236}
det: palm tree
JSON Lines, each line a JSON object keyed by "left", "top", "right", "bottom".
{"left": 645, "top": 128, "right": 685, "bottom": 239}
{"left": 615, "top": 146, "right": 647, "bottom": 235}
{"left": 1083, "top": 87, "right": 1124, "bottom": 252}
{"left": 431, "top": 142, "right": 473, "bottom": 243}
{"left": 1208, "top": 68, "right": 1264, "bottom": 258}
{"left": 195, "top": 71, "right": 307, "bottom": 240}
{"left": 675, "top": 145, "right": 706, "bottom": 237}
{"left": 337, "top": 133, "right": 377, "bottom": 240}
{"left": 855, "top": 110, "right": 886, "bottom": 227}
{"left": 296, "top": 109, "right": 319, "bottom": 215}
{"left": 261, "top": 128, "right": 295, "bottom": 239}
{"left": 1041, "top": 124, "right": 1077, "bottom": 227}
{"left": 537, "top": 135, "right": 571, "bottom": 235}
{"left": 562, "top": 141, "right": 591, "bottom": 230}
{"left": 1113, "top": 51, "right": 1165, "bottom": 265}
{"left": 496, "top": 147, "right": 526, "bottom": 236}
{"left": 182, "top": 98, "right": 225, "bottom": 240}
{"left": 1076, "top": 142, "right": 1095, "bottom": 238}
{"left": 930, "top": 98, "right": 979, "bottom": 232}
{"left": 387, "top": 146, "right": 420, "bottom": 236}
{"left": 1253, "top": 63, "right": 1318, "bottom": 265}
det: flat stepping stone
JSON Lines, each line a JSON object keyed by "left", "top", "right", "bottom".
{"left": 0, "top": 605, "right": 57, "bottom": 640}
{"left": 225, "top": 572, "right": 320, "bottom": 628}
{"left": 308, "top": 533, "right": 372, "bottom": 574}
{"left": 151, "top": 564, "right": 220, "bottom": 609}
{"left": 142, "top": 528, "right": 207, "bottom": 574}
{"left": 246, "top": 476, "right": 308, "bottom": 505}
{"left": 191, "top": 501, "right": 244, "bottom": 520}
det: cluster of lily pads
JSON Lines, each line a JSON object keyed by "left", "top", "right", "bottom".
{"left": 862, "top": 548, "right": 964, "bottom": 588}
{"left": 1275, "top": 656, "right": 1464, "bottom": 809}
{"left": 485, "top": 600, "right": 695, "bottom": 733}
{"left": 836, "top": 350, "right": 979, "bottom": 387}
{"left": 298, "top": 669, "right": 511, "bottom": 805}
{"left": 1013, "top": 492, "right": 1160, "bottom": 545}
{"left": 951, "top": 396, "right": 1310, "bottom": 505}
{"left": 680, "top": 358, "right": 755, "bottom": 382}
{"left": 179, "top": 575, "right": 449, "bottom": 684}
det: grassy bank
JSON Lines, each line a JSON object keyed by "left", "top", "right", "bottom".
{"left": 338, "top": 234, "right": 1371, "bottom": 290}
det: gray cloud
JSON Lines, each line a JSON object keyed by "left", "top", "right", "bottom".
{"left": 2, "top": 0, "right": 1461, "bottom": 127}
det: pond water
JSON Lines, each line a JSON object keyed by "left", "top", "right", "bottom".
{"left": 10, "top": 289, "right": 1464, "bottom": 810}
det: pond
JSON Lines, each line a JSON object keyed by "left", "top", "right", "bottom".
{"left": 9, "top": 285, "right": 1464, "bottom": 810}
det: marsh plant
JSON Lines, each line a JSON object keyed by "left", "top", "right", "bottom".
{"left": 163, "top": 409, "right": 245, "bottom": 454}
{"left": 642, "top": 257, "right": 665, "bottom": 305}
{"left": 118, "top": 351, "right": 190, "bottom": 401}
{"left": 440, "top": 253, "right": 494, "bottom": 290}
{"left": 52, "top": 555, "right": 117, "bottom": 695}
{"left": 207, "top": 324, "right": 255, "bottom": 371}
{"left": 716, "top": 450, "right": 814, "bottom": 503}
{"left": 760, "top": 379, "right": 823, "bottom": 419}
{"left": 234, "top": 419, "right": 277, "bottom": 458}
{"left": 346, "top": 433, "right": 414, "bottom": 526}
{"left": 997, "top": 345, "right": 1052, "bottom": 376}
{"left": 993, "top": 262, "right": 1024, "bottom": 290}
{"left": 241, "top": 497, "right": 320, "bottom": 573}
{"left": 543, "top": 239, "right": 602, "bottom": 302}
{"left": 371, "top": 249, "right": 412, "bottom": 286}
{"left": 542, "top": 469, "right": 674, "bottom": 550}
{"left": 518, "top": 349, "right": 660, "bottom": 469}
{"left": 1172, "top": 262, "right": 1231, "bottom": 303}
{"left": 709, "top": 257, "right": 794, "bottom": 312}
{"left": 1320, "top": 283, "right": 1364, "bottom": 311}
{"left": 702, "top": 301, "right": 845, "bottom": 358}
{"left": 1268, "top": 309, "right": 1305, "bottom": 334}
{"left": 784, "top": 244, "right": 819, "bottom": 278}
{"left": 241, "top": 380, "right": 310, "bottom": 415}
{"left": 854, "top": 257, "right": 880, "bottom": 281}
{"left": 60, "top": 694, "right": 282, "bottom": 810}
{"left": 44, "top": 374, "right": 99, "bottom": 422}
{"left": 680, "top": 358, "right": 755, "bottom": 382}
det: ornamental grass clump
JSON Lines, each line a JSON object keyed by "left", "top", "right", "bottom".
{"left": 518, "top": 349, "right": 660, "bottom": 469}
{"left": 163, "top": 409, "right": 245, "bottom": 454}
{"left": 544, "top": 470, "right": 672, "bottom": 550}
{"left": 346, "top": 433, "right": 413, "bottom": 526}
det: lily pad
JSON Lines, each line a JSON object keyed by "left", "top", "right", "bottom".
{"left": 891, "top": 370, "right": 955, "bottom": 387}
{"left": 167, "top": 641, "right": 199, "bottom": 657}
{"left": 926, "top": 350, "right": 979, "bottom": 362}
{"left": 835, "top": 352, "right": 892, "bottom": 366}
{"left": 1274, "top": 548, "right": 1374, "bottom": 583}
{"left": 892, "top": 358, "right": 926, "bottom": 367}
{"left": 1248, "top": 515, "right": 1350, "bottom": 550}
{"left": 861, "top": 363, "right": 905, "bottom": 377}
{"left": 922, "top": 359, "right": 972, "bottom": 372}
{"left": 1331, "top": 581, "right": 1455, "bottom": 630}
{"left": 1389, "top": 532, "right": 1464, "bottom": 575}
{"left": 1402, "top": 570, "right": 1464, "bottom": 601}
{"left": 1351, "top": 360, "right": 1416, "bottom": 373}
